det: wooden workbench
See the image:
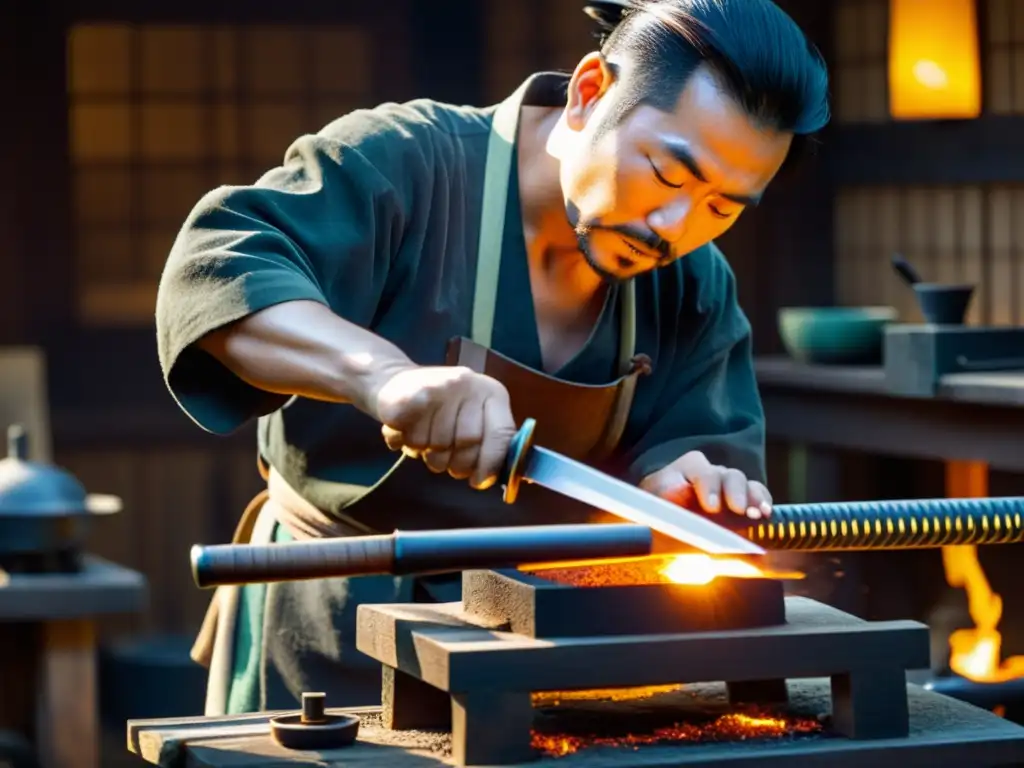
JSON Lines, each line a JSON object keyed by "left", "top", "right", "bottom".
{"left": 0, "top": 554, "right": 147, "bottom": 768}
{"left": 756, "top": 356, "right": 1024, "bottom": 476}
{"left": 126, "top": 680, "right": 1024, "bottom": 767}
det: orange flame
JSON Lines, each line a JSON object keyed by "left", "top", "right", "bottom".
{"left": 659, "top": 554, "right": 765, "bottom": 585}
{"left": 943, "top": 544, "right": 1024, "bottom": 682}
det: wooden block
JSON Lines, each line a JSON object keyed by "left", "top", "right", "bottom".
{"left": 451, "top": 690, "right": 532, "bottom": 767}
{"left": 831, "top": 668, "right": 911, "bottom": 739}
{"left": 382, "top": 665, "right": 451, "bottom": 731}
{"left": 357, "top": 597, "right": 931, "bottom": 696}
{"left": 460, "top": 568, "right": 786, "bottom": 639}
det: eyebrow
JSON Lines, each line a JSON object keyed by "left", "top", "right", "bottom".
{"left": 661, "top": 140, "right": 763, "bottom": 208}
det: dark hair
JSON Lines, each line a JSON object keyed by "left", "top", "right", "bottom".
{"left": 588, "top": 0, "right": 830, "bottom": 160}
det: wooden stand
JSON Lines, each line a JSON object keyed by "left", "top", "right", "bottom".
{"left": 354, "top": 596, "right": 931, "bottom": 765}
{"left": 0, "top": 555, "right": 147, "bottom": 768}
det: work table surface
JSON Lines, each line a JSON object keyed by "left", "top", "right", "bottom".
{"left": 755, "top": 356, "right": 1024, "bottom": 407}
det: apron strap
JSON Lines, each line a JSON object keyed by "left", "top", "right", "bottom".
{"left": 470, "top": 81, "right": 637, "bottom": 376}
{"left": 618, "top": 279, "right": 636, "bottom": 378}
{"left": 470, "top": 85, "right": 521, "bottom": 349}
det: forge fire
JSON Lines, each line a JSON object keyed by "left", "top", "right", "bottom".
{"left": 528, "top": 686, "right": 824, "bottom": 758}
{"left": 511, "top": 558, "right": 820, "bottom": 758}
{"left": 522, "top": 551, "right": 801, "bottom": 587}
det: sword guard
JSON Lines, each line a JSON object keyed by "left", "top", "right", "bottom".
{"left": 501, "top": 418, "right": 537, "bottom": 504}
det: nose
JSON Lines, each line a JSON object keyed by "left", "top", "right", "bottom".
{"left": 647, "top": 195, "right": 692, "bottom": 245}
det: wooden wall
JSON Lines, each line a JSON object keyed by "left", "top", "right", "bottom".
{"left": 62, "top": 438, "right": 262, "bottom": 637}
{"left": 0, "top": 0, "right": 418, "bottom": 642}
{"left": 833, "top": 0, "right": 1024, "bottom": 327}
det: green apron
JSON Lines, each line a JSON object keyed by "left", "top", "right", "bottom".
{"left": 197, "top": 75, "right": 650, "bottom": 715}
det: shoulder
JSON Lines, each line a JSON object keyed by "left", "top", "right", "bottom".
{"left": 228, "top": 98, "right": 490, "bottom": 222}
{"left": 307, "top": 98, "right": 491, "bottom": 178}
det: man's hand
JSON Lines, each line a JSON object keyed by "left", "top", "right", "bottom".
{"left": 639, "top": 451, "right": 772, "bottom": 520}
{"left": 371, "top": 365, "right": 517, "bottom": 490}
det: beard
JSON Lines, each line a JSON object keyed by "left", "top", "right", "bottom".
{"left": 566, "top": 201, "right": 626, "bottom": 285}
{"left": 566, "top": 201, "right": 671, "bottom": 284}
{"left": 574, "top": 228, "right": 627, "bottom": 285}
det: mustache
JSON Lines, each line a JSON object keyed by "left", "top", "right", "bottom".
{"left": 575, "top": 222, "right": 672, "bottom": 263}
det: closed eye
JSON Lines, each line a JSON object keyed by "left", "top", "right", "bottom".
{"left": 648, "top": 157, "right": 683, "bottom": 189}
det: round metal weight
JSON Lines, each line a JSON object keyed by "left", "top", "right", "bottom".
{"left": 269, "top": 692, "right": 360, "bottom": 751}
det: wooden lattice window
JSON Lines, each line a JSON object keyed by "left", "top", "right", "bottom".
{"left": 833, "top": 0, "right": 890, "bottom": 124}
{"left": 986, "top": 0, "right": 1024, "bottom": 113}
{"left": 835, "top": 185, "right": 1024, "bottom": 326}
{"left": 68, "top": 23, "right": 371, "bottom": 327}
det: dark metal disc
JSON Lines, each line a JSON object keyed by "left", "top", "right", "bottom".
{"left": 269, "top": 712, "right": 360, "bottom": 751}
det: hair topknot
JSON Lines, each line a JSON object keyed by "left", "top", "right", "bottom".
{"left": 582, "top": 0, "right": 830, "bottom": 138}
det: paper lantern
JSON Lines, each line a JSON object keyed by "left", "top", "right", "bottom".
{"left": 888, "top": 0, "right": 981, "bottom": 120}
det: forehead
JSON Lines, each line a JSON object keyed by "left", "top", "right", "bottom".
{"left": 618, "top": 67, "right": 792, "bottom": 190}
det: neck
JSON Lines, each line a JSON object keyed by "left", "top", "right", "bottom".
{"left": 516, "top": 106, "right": 604, "bottom": 306}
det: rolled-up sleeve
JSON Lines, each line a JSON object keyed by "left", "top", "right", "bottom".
{"left": 156, "top": 125, "right": 407, "bottom": 435}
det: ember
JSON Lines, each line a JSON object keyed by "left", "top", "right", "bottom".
{"left": 523, "top": 554, "right": 800, "bottom": 588}
{"left": 530, "top": 708, "right": 823, "bottom": 757}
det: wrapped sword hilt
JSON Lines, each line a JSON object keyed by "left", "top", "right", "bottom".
{"left": 745, "top": 496, "right": 1024, "bottom": 551}
{"left": 190, "top": 522, "right": 654, "bottom": 588}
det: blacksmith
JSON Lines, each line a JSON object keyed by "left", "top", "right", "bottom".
{"left": 156, "top": 0, "right": 830, "bottom": 714}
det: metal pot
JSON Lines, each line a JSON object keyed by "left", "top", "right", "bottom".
{"left": 0, "top": 423, "right": 121, "bottom": 558}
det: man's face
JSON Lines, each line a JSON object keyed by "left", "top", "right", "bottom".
{"left": 559, "top": 55, "right": 793, "bottom": 282}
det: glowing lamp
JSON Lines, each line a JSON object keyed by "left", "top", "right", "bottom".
{"left": 888, "top": 0, "right": 981, "bottom": 120}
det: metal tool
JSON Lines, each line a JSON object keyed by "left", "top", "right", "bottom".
{"left": 270, "top": 692, "right": 359, "bottom": 750}
{"left": 191, "top": 522, "right": 652, "bottom": 588}
{"left": 500, "top": 418, "right": 766, "bottom": 556}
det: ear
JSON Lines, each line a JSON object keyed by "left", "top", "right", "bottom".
{"left": 565, "top": 52, "right": 616, "bottom": 132}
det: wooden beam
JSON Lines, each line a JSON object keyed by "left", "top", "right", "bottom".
{"left": 34, "top": 620, "right": 99, "bottom": 768}
{"left": 830, "top": 117, "right": 1024, "bottom": 186}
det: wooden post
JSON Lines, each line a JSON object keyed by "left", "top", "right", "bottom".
{"left": 945, "top": 460, "right": 989, "bottom": 499}
{"left": 34, "top": 619, "right": 99, "bottom": 768}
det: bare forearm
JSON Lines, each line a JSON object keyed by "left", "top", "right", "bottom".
{"left": 196, "top": 300, "right": 413, "bottom": 417}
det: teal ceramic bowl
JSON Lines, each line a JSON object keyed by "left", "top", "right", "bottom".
{"left": 778, "top": 306, "right": 898, "bottom": 365}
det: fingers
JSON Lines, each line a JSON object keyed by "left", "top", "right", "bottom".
{"left": 471, "top": 395, "right": 516, "bottom": 490}
{"left": 721, "top": 468, "right": 749, "bottom": 516}
{"left": 423, "top": 398, "right": 464, "bottom": 474}
{"left": 670, "top": 452, "right": 773, "bottom": 520}
{"left": 747, "top": 480, "right": 773, "bottom": 519}
{"left": 639, "top": 468, "right": 696, "bottom": 509}
{"left": 381, "top": 425, "right": 406, "bottom": 452}
{"left": 678, "top": 451, "right": 722, "bottom": 513}
{"left": 447, "top": 400, "right": 485, "bottom": 480}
